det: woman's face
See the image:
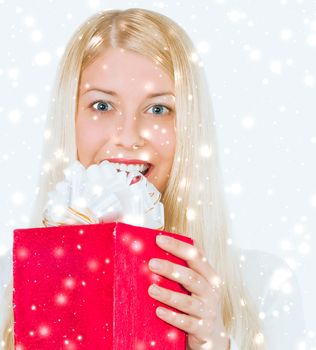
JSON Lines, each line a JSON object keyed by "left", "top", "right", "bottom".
{"left": 75, "top": 47, "right": 176, "bottom": 194}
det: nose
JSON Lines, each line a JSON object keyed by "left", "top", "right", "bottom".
{"left": 113, "top": 114, "right": 145, "bottom": 149}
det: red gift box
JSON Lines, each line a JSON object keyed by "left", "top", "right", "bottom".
{"left": 13, "top": 221, "right": 193, "bottom": 349}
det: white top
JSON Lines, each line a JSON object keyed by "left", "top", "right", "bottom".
{"left": 230, "top": 247, "right": 305, "bottom": 349}
{"left": 0, "top": 247, "right": 305, "bottom": 349}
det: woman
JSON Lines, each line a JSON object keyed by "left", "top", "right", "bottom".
{"left": 1, "top": 8, "right": 305, "bottom": 350}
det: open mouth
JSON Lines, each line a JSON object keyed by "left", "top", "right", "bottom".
{"left": 100, "top": 159, "right": 153, "bottom": 178}
{"left": 116, "top": 165, "right": 153, "bottom": 185}
{"left": 141, "top": 166, "right": 150, "bottom": 176}
{"left": 116, "top": 164, "right": 152, "bottom": 177}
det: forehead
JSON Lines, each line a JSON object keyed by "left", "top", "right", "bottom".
{"left": 79, "top": 47, "right": 174, "bottom": 95}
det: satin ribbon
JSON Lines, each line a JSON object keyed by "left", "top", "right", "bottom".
{"left": 42, "top": 160, "right": 164, "bottom": 230}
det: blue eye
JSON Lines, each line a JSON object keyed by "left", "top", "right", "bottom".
{"left": 148, "top": 104, "right": 170, "bottom": 116}
{"left": 90, "top": 101, "right": 171, "bottom": 116}
{"left": 91, "top": 101, "right": 113, "bottom": 112}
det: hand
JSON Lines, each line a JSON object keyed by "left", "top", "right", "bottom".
{"left": 148, "top": 235, "right": 230, "bottom": 350}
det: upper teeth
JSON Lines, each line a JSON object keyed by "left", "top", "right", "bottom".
{"left": 110, "top": 162, "right": 149, "bottom": 173}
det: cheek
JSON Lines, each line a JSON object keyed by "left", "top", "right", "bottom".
{"left": 76, "top": 119, "right": 94, "bottom": 149}
{"left": 76, "top": 117, "right": 110, "bottom": 160}
{"left": 154, "top": 126, "right": 176, "bottom": 162}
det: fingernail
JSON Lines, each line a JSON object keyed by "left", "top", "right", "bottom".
{"left": 149, "top": 284, "right": 161, "bottom": 296}
{"left": 149, "top": 259, "right": 163, "bottom": 270}
{"left": 156, "top": 307, "right": 167, "bottom": 317}
{"left": 156, "top": 235, "right": 170, "bottom": 245}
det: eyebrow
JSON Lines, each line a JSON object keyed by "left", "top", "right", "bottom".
{"left": 82, "top": 88, "right": 175, "bottom": 99}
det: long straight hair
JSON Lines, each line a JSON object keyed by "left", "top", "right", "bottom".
{"left": 2, "top": 8, "right": 265, "bottom": 349}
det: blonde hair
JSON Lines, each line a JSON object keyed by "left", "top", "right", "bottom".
{"left": 2, "top": 8, "right": 265, "bottom": 349}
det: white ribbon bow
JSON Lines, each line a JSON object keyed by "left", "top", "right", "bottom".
{"left": 42, "top": 160, "right": 164, "bottom": 230}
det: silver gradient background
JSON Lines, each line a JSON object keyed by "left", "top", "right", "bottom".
{"left": 0, "top": 0, "right": 315, "bottom": 345}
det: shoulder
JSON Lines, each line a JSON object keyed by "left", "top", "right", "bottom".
{"left": 236, "top": 247, "right": 294, "bottom": 292}
{"left": 233, "top": 246, "right": 306, "bottom": 349}
{"left": 235, "top": 247, "right": 303, "bottom": 303}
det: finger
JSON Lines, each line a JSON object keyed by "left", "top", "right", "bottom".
{"left": 148, "top": 258, "right": 209, "bottom": 297}
{"left": 148, "top": 284, "right": 206, "bottom": 318}
{"left": 155, "top": 306, "right": 208, "bottom": 338}
{"left": 155, "top": 235, "right": 221, "bottom": 289}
